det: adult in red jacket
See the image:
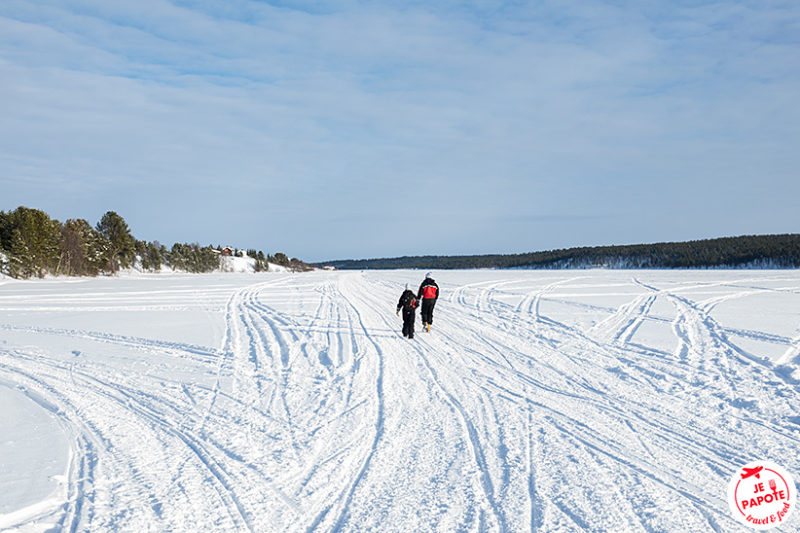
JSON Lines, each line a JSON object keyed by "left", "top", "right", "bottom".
{"left": 417, "top": 272, "right": 439, "bottom": 332}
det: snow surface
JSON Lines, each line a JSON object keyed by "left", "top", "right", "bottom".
{"left": 0, "top": 270, "right": 799, "bottom": 532}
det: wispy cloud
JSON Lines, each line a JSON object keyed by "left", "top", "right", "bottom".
{"left": 1, "top": 1, "right": 798, "bottom": 260}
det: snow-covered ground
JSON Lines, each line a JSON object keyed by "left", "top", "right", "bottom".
{"left": 128, "top": 254, "right": 289, "bottom": 274}
{"left": 1, "top": 270, "right": 799, "bottom": 532}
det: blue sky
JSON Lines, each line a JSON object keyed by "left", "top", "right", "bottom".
{"left": 1, "top": 1, "right": 798, "bottom": 261}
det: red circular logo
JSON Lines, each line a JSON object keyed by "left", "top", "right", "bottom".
{"left": 728, "top": 461, "right": 796, "bottom": 530}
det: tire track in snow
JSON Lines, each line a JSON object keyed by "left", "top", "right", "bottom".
{"left": 353, "top": 276, "right": 511, "bottom": 531}
{"left": 0, "top": 323, "right": 222, "bottom": 362}
{"left": 0, "top": 349, "right": 254, "bottom": 531}
{"left": 0, "top": 360, "right": 100, "bottom": 532}
{"left": 306, "top": 273, "right": 386, "bottom": 532}
{"left": 3, "top": 272, "right": 799, "bottom": 532}
{"left": 421, "top": 275, "right": 766, "bottom": 530}
{"left": 411, "top": 340, "right": 509, "bottom": 531}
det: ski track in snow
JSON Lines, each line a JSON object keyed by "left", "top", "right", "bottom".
{"left": 1, "top": 271, "right": 799, "bottom": 532}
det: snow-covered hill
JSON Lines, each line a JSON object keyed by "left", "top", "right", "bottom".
{"left": 128, "top": 254, "right": 290, "bottom": 274}
{"left": 218, "top": 254, "right": 288, "bottom": 273}
{"left": 0, "top": 271, "right": 798, "bottom": 531}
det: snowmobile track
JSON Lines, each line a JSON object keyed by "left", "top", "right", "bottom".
{"left": 1, "top": 271, "right": 799, "bottom": 532}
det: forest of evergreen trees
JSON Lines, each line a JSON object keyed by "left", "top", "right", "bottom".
{"left": 0, "top": 206, "right": 303, "bottom": 279}
{"left": 319, "top": 234, "right": 800, "bottom": 270}
{"left": 5, "top": 205, "right": 794, "bottom": 277}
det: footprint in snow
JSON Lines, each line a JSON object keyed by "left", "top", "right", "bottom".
{"left": 730, "top": 397, "right": 758, "bottom": 410}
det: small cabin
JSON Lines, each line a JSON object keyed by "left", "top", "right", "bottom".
{"left": 221, "top": 247, "right": 234, "bottom": 256}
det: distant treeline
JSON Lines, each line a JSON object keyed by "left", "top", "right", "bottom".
{"left": 319, "top": 234, "right": 800, "bottom": 270}
{"left": 0, "top": 206, "right": 309, "bottom": 279}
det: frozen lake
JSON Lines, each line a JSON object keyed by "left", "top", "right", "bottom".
{"left": 1, "top": 270, "right": 799, "bottom": 531}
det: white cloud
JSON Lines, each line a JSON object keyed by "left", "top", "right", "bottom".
{"left": 1, "top": 0, "right": 798, "bottom": 259}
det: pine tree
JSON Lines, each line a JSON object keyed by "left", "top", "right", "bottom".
{"left": 7, "top": 229, "right": 27, "bottom": 278}
{"left": 0, "top": 207, "right": 61, "bottom": 278}
{"left": 271, "top": 252, "right": 289, "bottom": 266}
{"left": 96, "top": 211, "right": 135, "bottom": 274}
{"left": 170, "top": 243, "right": 187, "bottom": 271}
{"left": 60, "top": 219, "right": 103, "bottom": 276}
{"left": 145, "top": 242, "right": 162, "bottom": 271}
{"left": 255, "top": 250, "right": 268, "bottom": 272}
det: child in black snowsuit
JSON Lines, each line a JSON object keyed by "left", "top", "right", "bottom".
{"left": 396, "top": 284, "right": 418, "bottom": 339}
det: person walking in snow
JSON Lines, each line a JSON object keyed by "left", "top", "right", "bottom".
{"left": 417, "top": 272, "right": 439, "bottom": 332}
{"left": 396, "top": 284, "right": 418, "bottom": 339}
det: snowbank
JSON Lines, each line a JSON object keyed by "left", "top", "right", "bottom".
{"left": 127, "top": 254, "right": 291, "bottom": 275}
{"left": 219, "top": 255, "right": 254, "bottom": 273}
{"left": 219, "top": 255, "right": 289, "bottom": 273}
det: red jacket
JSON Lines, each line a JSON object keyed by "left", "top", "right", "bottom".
{"left": 417, "top": 278, "right": 439, "bottom": 300}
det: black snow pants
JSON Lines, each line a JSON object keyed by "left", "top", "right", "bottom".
{"left": 420, "top": 299, "right": 436, "bottom": 325}
{"left": 402, "top": 308, "right": 416, "bottom": 338}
